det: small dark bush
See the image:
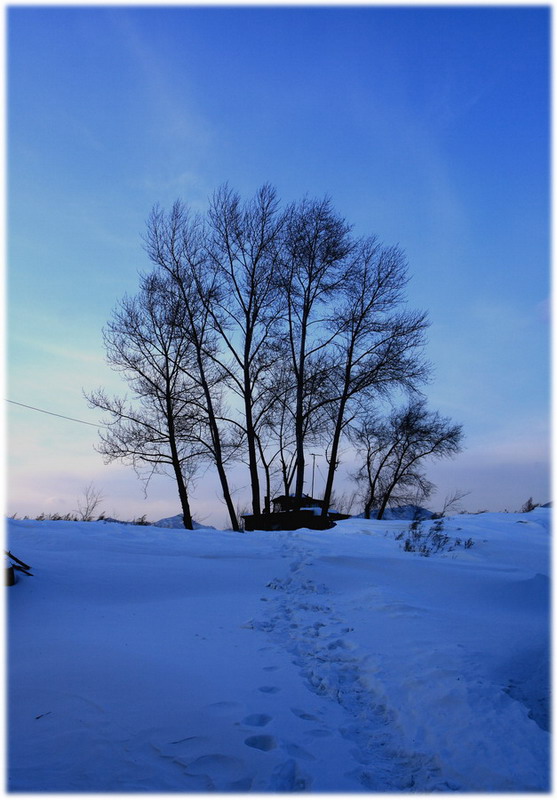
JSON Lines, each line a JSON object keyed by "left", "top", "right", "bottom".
{"left": 132, "top": 515, "right": 151, "bottom": 526}
{"left": 398, "top": 518, "right": 473, "bottom": 557}
{"left": 520, "top": 497, "right": 539, "bottom": 513}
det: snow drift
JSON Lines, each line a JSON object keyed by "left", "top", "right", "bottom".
{"left": 7, "top": 509, "right": 550, "bottom": 792}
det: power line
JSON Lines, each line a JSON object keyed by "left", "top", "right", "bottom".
{"left": 6, "top": 399, "right": 104, "bottom": 429}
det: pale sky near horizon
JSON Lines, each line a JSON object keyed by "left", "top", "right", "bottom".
{"left": 7, "top": 3, "right": 550, "bottom": 527}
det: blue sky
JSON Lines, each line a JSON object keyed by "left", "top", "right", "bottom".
{"left": 7, "top": 5, "right": 550, "bottom": 525}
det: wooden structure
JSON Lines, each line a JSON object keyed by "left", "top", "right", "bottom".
{"left": 5, "top": 551, "right": 33, "bottom": 586}
{"left": 271, "top": 494, "right": 322, "bottom": 513}
{"left": 242, "top": 494, "right": 350, "bottom": 532}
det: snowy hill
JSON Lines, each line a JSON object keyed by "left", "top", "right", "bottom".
{"left": 356, "top": 504, "right": 434, "bottom": 520}
{"left": 7, "top": 509, "right": 550, "bottom": 791}
{"left": 154, "top": 514, "right": 216, "bottom": 530}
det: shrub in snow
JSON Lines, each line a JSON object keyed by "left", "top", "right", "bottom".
{"left": 34, "top": 512, "right": 79, "bottom": 522}
{"left": 132, "top": 515, "right": 151, "bottom": 526}
{"left": 398, "top": 519, "right": 473, "bottom": 557}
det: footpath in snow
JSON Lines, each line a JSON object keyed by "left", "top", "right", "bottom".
{"left": 7, "top": 509, "right": 550, "bottom": 792}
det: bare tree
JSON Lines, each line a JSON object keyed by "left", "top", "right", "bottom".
{"left": 257, "top": 350, "right": 333, "bottom": 504}
{"left": 350, "top": 408, "right": 432, "bottom": 518}
{"left": 328, "top": 489, "right": 358, "bottom": 516}
{"left": 92, "top": 184, "right": 465, "bottom": 530}
{"left": 352, "top": 399, "right": 463, "bottom": 519}
{"left": 319, "top": 238, "right": 429, "bottom": 516}
{"left": 144, "top": 202, "right": 241, "bottom": 531}
{"left": 280, "top": 197, "right": 353, "bottom": 500}
{"left": 258, "top": 363, "right": 299, "bottom": 500}
{"left": 205, "top": 184, "right": 286, "bottom": 515}
{"left": 76, "top": 482, "right": 105, "bottom": 522}
{"left": 86, "top": 271, "right": 203, "bottom": 529}
{"left": 434, "top": 489, "right": 471, "bottom": 518}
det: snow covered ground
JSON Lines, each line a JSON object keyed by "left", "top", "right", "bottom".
{"left": 7, "top": 509, "right": 550, "bottom": 792}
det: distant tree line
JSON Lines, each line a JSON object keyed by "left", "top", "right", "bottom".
{"left": 87, "top": 185, "right": 463, "bottom": 529}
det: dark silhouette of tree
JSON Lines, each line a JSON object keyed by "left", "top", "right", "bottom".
{"left": 205, "top": 184, "right": 286, "bottom": 515}
{"left": 143, "top": 203, "right": 241, "bottom": 530}
{"left": 352, "top": 399, "right": 463, "bottom": 519}
{"left": 86, "top": 272, "right": 204, "bottom": 529}
{"left": 319, "top": 237, "right": 429, "bottom": 516}
{"left": 279, "top": 197, "right": 353, "bottom": 501}
{"left": 75, "top": 482, "right": 105, "bottom": 522}
{"left": 520, "top": 497, "right": 539, "bottom": 513}
{"left": 90, "top": 184, "right": 464, "bottom": 528}
{"left": 433, "top": 489, "right": 471, "bottom": 518}
{"left": 254, "top": 356, "right": 328, "bottom": 503}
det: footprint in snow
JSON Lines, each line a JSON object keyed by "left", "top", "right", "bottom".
{"left": 269, "top": 758, "right": 311, "bottom": 791}
{"left": 285, "top": 742, "right": 316, "bottom": 761}
{"left": 182, "top": 753, "right": 253, "bottom": 790}
{"left": 204, "top": 701, "right": 244, "bottom": 717}
{"left": 185, "top": 753, "right": 246, "bottom": 778}
{"left": 244, "top": 735, "right": 277, "bottom": 751}
{"left": 291, "top": 707, "right": 319, "bottom": 721}
{"left": 175, "top": 771, "right": 215, "bottom": 791}
{"left": 326, "top": 638, "right": 354, "bottom": 651}
{"left": 258, "top": 685, "right": 281, "bottom": 694}
{"left": 242, "top": 713, "right": 272, "bottom": 727}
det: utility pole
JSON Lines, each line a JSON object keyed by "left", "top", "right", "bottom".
{"left": 310, "top": 453, "right": 317, "bottom": 497}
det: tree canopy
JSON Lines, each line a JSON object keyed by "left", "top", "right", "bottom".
{"left": 89, "top": 185, "right": 462, "bottom": 528}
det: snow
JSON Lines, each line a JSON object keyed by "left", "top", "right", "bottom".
{"left": 7, "top": 508, "right": 550, "bottom": 792}
{"left": 356, "top": 504, "right": 434, "bottom": 520}
{"left": 155, "top": 514, "right": 216, "bottom": 530}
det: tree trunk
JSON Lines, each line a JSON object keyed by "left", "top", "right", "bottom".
{"left": 187, "top": 299, "right": 240, "bottom": 532}
{"left": 262, "top": 471, "right": 271, "bottom": 514}
{"left": 321, "top": 393, "right": 348, "bottom": 516}
{"left": 194, "top": 346, "right": 240, "bottom": 532}
{"left": 293, "top": 322, "right": 308, "bottom": 500}
{"left": 243, "top": 357, "right": 261, "bottom": 516}
{"left": 321, "top": 343, "right": 354, "bottom": 516}
{"left": 165, "top": 389, "right": 194, "bottom": 530}
{"left": 207, "top": 408, "right": 240, "bottom": 531}
{"left": 363, "top": 454, "right": 378, "bottom": 519}
{"left": 377, "top": 487, "right": 394, "bottom": 520}
{"left": 294, "top": 403, "right": 305, "bottom": 499}
{"left": 364, "top": 496, "right": 373, "bottom": 519}
{"left": 175, "top": 466, "right": 194, "bottom": 529}
{"left": 281, "top": 459, "right": 291, "bottom": 498}
{"left": 255, "top": 433, "right": 272, "bottom": 514}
